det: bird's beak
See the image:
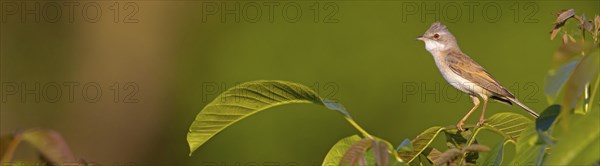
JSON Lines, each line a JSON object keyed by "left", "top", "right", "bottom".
{"left": 416, "top": 36, "right": 425, "bottom": 41}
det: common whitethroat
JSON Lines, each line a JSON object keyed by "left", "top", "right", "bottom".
{"left": 417, "top": 22, "right": 539, "bottom": 131}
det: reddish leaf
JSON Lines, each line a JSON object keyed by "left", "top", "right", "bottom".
{"left": 576, "top": 14, "right": 594, "bottom": 34}
{"left": 433, "top": 149, "right": 462, "bottom": 165}
{"left": 555, "top": 9, "right": 575, "bottom": 25}
{"left": 550, "top": 9, "right": 575, "bottom": 40}
{"left": 550, "top": 28, "right": 562, "bottom": 40}
{"left": 464, "top": 144, "right": 490, "bottom": 152}
{"left": 340, "top": 138, "right": 372, "bottom": 166}
{"left": 372, "top": 140, "right": 389, "bottom": 166}
{"left": 21, "top": 129, "right": 77, "bottom": 164}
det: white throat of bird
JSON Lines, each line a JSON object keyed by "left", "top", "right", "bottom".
{"left": 424, "top": 40, "right": 446, "bottom": 53}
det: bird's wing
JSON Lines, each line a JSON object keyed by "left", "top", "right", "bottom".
{"left": 445, "top": 51, "right": 515, "bottom": 98}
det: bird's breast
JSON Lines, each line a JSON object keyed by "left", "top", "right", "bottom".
{"left": 432, "top": 55, "right": 490, "bottom": 97}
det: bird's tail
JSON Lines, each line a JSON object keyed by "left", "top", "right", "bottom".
{"left": 508, "top": 98, "right": 539, "bottom": 118}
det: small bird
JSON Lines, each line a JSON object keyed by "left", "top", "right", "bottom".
{"left": 417, "top": 22, "right": 539, "bottom": 131}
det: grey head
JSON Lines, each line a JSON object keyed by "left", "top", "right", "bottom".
{"left": 417, "top": 22, "right": 459, "bottom": 52}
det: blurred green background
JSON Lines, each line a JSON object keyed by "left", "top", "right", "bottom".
{"left": 1, "top": 0, "right": 598, "bottom": 165}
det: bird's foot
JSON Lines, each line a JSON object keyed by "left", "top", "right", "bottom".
{"left": 477, "top": 119, "right": 486, "bottom": 127}
{"left": 456, "top": 122, "right": 465, "bottom": 132}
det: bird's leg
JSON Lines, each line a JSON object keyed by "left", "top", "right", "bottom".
{"left": 477, "top": 97, "right": 488, "bottom": 127}
{"left": 457, "top": 96, "right": 480, "bottom": 131}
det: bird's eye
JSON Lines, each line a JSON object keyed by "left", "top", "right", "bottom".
{"left": 433, "top": 34, "right": 440, "bottom": 39}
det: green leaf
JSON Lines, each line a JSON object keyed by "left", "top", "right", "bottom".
{"left": 21, "top": 129, "right": 77, "bottom": 164}
{"left": 545, "top": 109, "right": 600, "bottom": 165}
{"left": 563, "top": 51, "right": 599, "bottom": 111}
{"left": 187, "top": 80, "right": 368, "bottom": 155}
{"left": 424, "top": 148, "right": 442, "bottom": 163}
{"left": 582, "top": 50, "right": 600, "bottom": 113}
{"left": 447, "top": 113, "right": 533, "bottom": 165}
{"left": 545, "top": 60, "right": 578, "bottom": 103}
{"left": 322, "top": 135, "right": 362, "bottom": 166}
{"left": 536, "top": 130, "right": 555, "bottom": 145}
{"left": 483, "top": 112, "right": 533, "bottom": 141}
{"left": 536, "top": 105, "right": 561, "bottom": 131}
{"left": 481, "top": 113, "right": 537, "bottom": 165}
{"left": 480, "top": 141, "right": 505, "bottom": 166}
{"left": 398, "top": 126, "right": 445, "bottom": 163}
{"left": 508, "top": 125, "right": 543, "bottom": 165}
{"left": 443, "top": 130, "right": 471, "bottom": 150}
{"left": 444, "top": 130, "right": 479, "bottom": 164}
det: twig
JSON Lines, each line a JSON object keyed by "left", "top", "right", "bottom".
{"left": 0, "top": 132, "right": 23, "bottom": 163}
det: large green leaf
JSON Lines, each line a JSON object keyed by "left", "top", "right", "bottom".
{"left": 187, "top": 80, "right": 367, "bottom": 155}
{"left": 448, "top": 113, "right": 532, "bottom": 165}
{"left": 563, "top": 51, "right": 599, "bottom": 111}
{"left": 322, "top": 135, "right": 362, "bottom": 166}
{"left": 398, "top": 126, "right": 445, "bottom": 163}
{"left": 479, "top": 141, "right": 506, "bottom": 166}
{"left": 545, "top": 109, "right": 600, "bottom": 165}
{"left": 474, "top": 113, "right": 535, "bottom": 165}
{"left": 545, "top": 60, "right": 578, "bottom": 103}
{"left": 508, "top": 125, "right": 544, "bottom": 165}
{"left": 483, "top": 112, "right": 533, "bottom": 141}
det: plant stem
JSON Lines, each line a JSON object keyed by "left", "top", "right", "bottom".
{"left": 458, "top": 126, "right": 484, "bottom": 166}
{"left": 344, "top": 117, "right": 372, "bottom": 139}
{"left": 0, "top": 133, "right": 23, "bottom": 163}
{"left": 586, "top": 76, "right": 600, "bottom": 111}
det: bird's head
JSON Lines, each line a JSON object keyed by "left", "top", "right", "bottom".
{"left": 417, "top": 22, "right": 458, "bottom": 52}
